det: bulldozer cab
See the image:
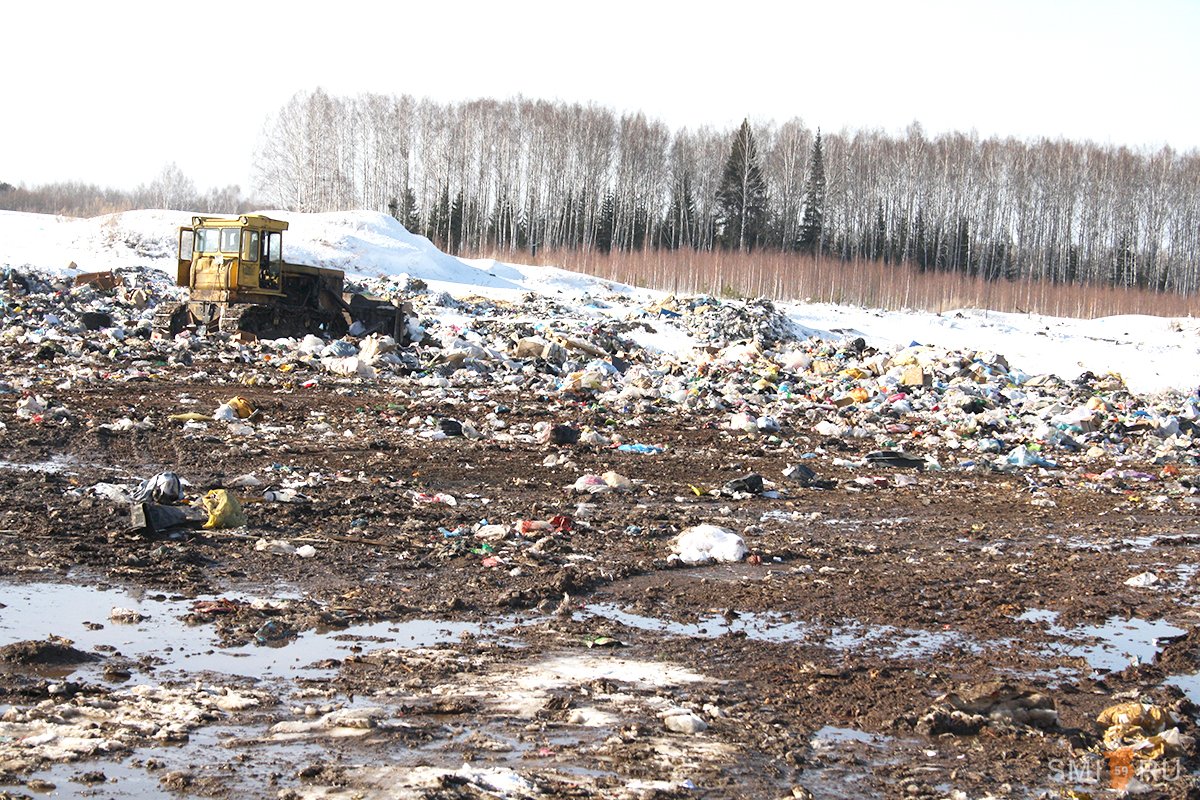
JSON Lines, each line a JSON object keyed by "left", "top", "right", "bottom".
{"left": 177, "top": 215, "right": 286, "bottom": 295}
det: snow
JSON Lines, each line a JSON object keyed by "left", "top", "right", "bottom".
{"left": 2, "top": 208, "right": 1198, "bottom": 395}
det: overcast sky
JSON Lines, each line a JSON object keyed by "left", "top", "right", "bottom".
{"left": 3, "top": 0, "right": 1196, "bottom": 194}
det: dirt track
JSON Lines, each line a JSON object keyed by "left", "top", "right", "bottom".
{"left": 1, "top": 371, "right": 1199, "bottom": 799}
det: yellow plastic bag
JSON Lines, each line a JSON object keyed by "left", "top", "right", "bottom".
{"left": 202, "top": 490, "right": 247, "bottom": 529}
{"left": 1096, "top": 702, "right": 1174, "bottom": 734}
{"left": 226, "top": 396, "right": 254, "bottom": 419}
{"left": 1097, "top": 702, "right": 1181, "bottom": 760}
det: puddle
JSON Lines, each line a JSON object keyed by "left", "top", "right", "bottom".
{"left": 1020, "top": 609, "right": 1184, "bottom": 672}
{"left": 811, "top": 725, "right": 889, "bottom": 747}
{"left": 0, "top": 455, "right": 81, "bottom": 474}
{"left": 580, "top": 604, "right": 978, "bottom": 659}
{"left": 1165, "top": 673, "right": 1200, "bottom": 704}
{"left": 0, "top": 581, "right": 517, "bottom": 682}
{"left": 0, "top": 723, "right": 330, "bottom": 799}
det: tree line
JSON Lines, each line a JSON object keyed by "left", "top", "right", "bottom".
{"left": 255, "top": 89, "right": 1200, "bottom": 294}
{"left": 0, "top": 166, "right": 251, "bottom": 218}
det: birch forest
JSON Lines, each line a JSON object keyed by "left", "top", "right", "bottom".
{"left": 254, "top": 90, "right": 1200, "bottom": 296}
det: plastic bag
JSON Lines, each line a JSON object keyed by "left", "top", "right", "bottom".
{"left": 227, "top": 396, "right": 254, "bottom": 419}
{"left": 202, "top": 489, "right": 247, "bottom": 529}
{"left": 672, "top": 525, "right": 747, "bottom": 564}
{"left": 131, "top": 471, "right": 183, "bottom": 504}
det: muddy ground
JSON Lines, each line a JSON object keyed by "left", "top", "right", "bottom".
{"left": 2, "top": 376, "right": 1200, "bottom": 799}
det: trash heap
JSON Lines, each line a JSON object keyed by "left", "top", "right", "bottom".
{"left": 4, "top": 264, "right": 1200, "bottom": 487}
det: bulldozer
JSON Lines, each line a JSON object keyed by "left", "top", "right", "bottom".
{"left": 154, "top": 214, "right": 416, "bottom": 342}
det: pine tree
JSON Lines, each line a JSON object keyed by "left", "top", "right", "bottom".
{"left": 798, "top": 130, "right": 826, "bottom": 253}
{"left": 596, "top": 193, "right": 615, "bottom": 253}
{"left": 427, "top": 185, "right": 451, "bottom": 248}
{"left": 714, "top": 119, "right": 769, "bottom": 252}
{"left": 398, "top": 187, "right": 420, "bottom": 235}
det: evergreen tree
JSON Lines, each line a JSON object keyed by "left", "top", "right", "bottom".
{"left": 596, "top": 193, "right": 615, "bottom": 253}
{"left": 954, "top": 216, "right": 971, "bottom": 274}
{"left": 914, "top": 207, "right": 930, "bottom": 271}
{"left": 396, "top": 186, "right": 420, "bottom": 234}
{"left": 427, "top": 185, "right": 451, "bottom": 248}
{"left": 798, "top": 130, "right": 826, "bottom": 253}
{"left": 714, "top": 119, "right": 769, "bottom": 251}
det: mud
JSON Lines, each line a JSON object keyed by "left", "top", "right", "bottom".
{"left": 2, "top": 379, "right": 1200, "bottom": 798}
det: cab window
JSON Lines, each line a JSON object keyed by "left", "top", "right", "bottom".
{"left": 195, "top": 228, "right": 221, "bottom": 253}
{"left": 266, "top": 232, "right": 282, "bottom": 267}
{"left": 179, "top": 229, "right": 194, "bottom": 260}
{"left": 220, "top": 228, "right": 241, "bottom": 253}
{"left": 241, "top": 230, "right": 260, "bottom": 262}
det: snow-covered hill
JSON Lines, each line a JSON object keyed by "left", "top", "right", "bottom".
{"left": 2, "top": 208, "right": 1198, "bottom": 394}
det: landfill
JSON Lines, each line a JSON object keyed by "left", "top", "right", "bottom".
{"left": 2, "top": 210, "right": 1200, "bottom": 798}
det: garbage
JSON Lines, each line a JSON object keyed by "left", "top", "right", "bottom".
{"left": 262, "top": 489, "right": 311, "bottom": 503}
{"left": 1003, "top": 445, "right": 1057, "bottom": 469}
{"left": 1096, "top": 702, "right": 1190, "bottom": 760}
{"left": 109, "top": 607, "right": 147, "bottom": 624}
{"left": 411, "top": 492, "right": 457, "bottom": 506}
{"left": 15, "top": 394, "right": 47, "bottom": 420}
{"left": 571, "top": 475, "right": 611, "bottom": 494}
{"left": 662, "top": 709, "right": 709, "bottom": 734}
{"left": 168, "top": 412, "right": 211, "bottom": 423}
{"left": 722, "top": 474, "right": 764, "bottom": 495}
{"left": 73, "top": 270, "right": 119, "bottom": 290}
{"left": 1124, "top": 571, "right": 1160, "bottom": 588}
{"left": 130, "top": 472, "right": 183, "bottom": 504}
{"left": 585, "top": 635, "right": 625, "bottom": 648}
{"left": 201, "top": 490, "right": 247, "bottom": 529}
{"left": 917, "top": 683, "right": 1058, "bottom": 735}
{"left": 130, "top": 502, "right": 206, "bottom": 535}
{"left": 79, "top": 311, "right": 112, "bottom": 331}
{"left": 601, "top": 471, "right": 632, "bottom": 490}
{"left": 254, "top": 619, "right": 292, "bottom": 644}
{"left": 214, "top": 396, "right": 254, "bottom": 421}
{"left": 255, "top": 538, "right": 317, "bottom": 558}
{"left": 783, "top": 464, "right": 835, "bottom": 489}
{"left": 617, "top": 443, "right": 664, "bottom": 455}
{"left": 92, "top": 482, "right": 133, "bottom": 504}
{"left": 671, "top": 525, "right": 747, "bottom": 564}
{"left": 547, "top": 424, "right": 580, "bottom": 445}
{"left": 865, "top": 451, "right": 926, "bottom": 470}
{"left": 230, "top": 474, "right": 263, "bottom": 489}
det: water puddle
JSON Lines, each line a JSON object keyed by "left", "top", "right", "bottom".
{"left": 1019, "top": 609, "right": 1184, "bottom": 672}
{"left": 0, "top": 455, "right": 82, "bottom": 474}
{"left": 811, "top": 725, "right": 890, "bottom": 747}
{"left": 1165, "top": 673, "right": 1200, "bottom": 704}
{"left": 579, "top": 603, "right": 977, "bottom": 659}
{"left": 0, "top": 722, "right": 332, "bottom": 799}
{"left": 0, "top": 581, "right": 516, "bottom": 682}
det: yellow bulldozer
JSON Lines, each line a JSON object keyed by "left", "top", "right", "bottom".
{"left": 154, "top": 214, "right": 416, "bottom": 342}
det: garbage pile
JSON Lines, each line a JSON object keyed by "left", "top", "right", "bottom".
{"left": 4, "top": 264, "right": 1200, "bottom": 490}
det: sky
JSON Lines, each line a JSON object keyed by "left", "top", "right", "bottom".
{"left": 3, "top": 0, "right": 1197, "bottom": 194}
